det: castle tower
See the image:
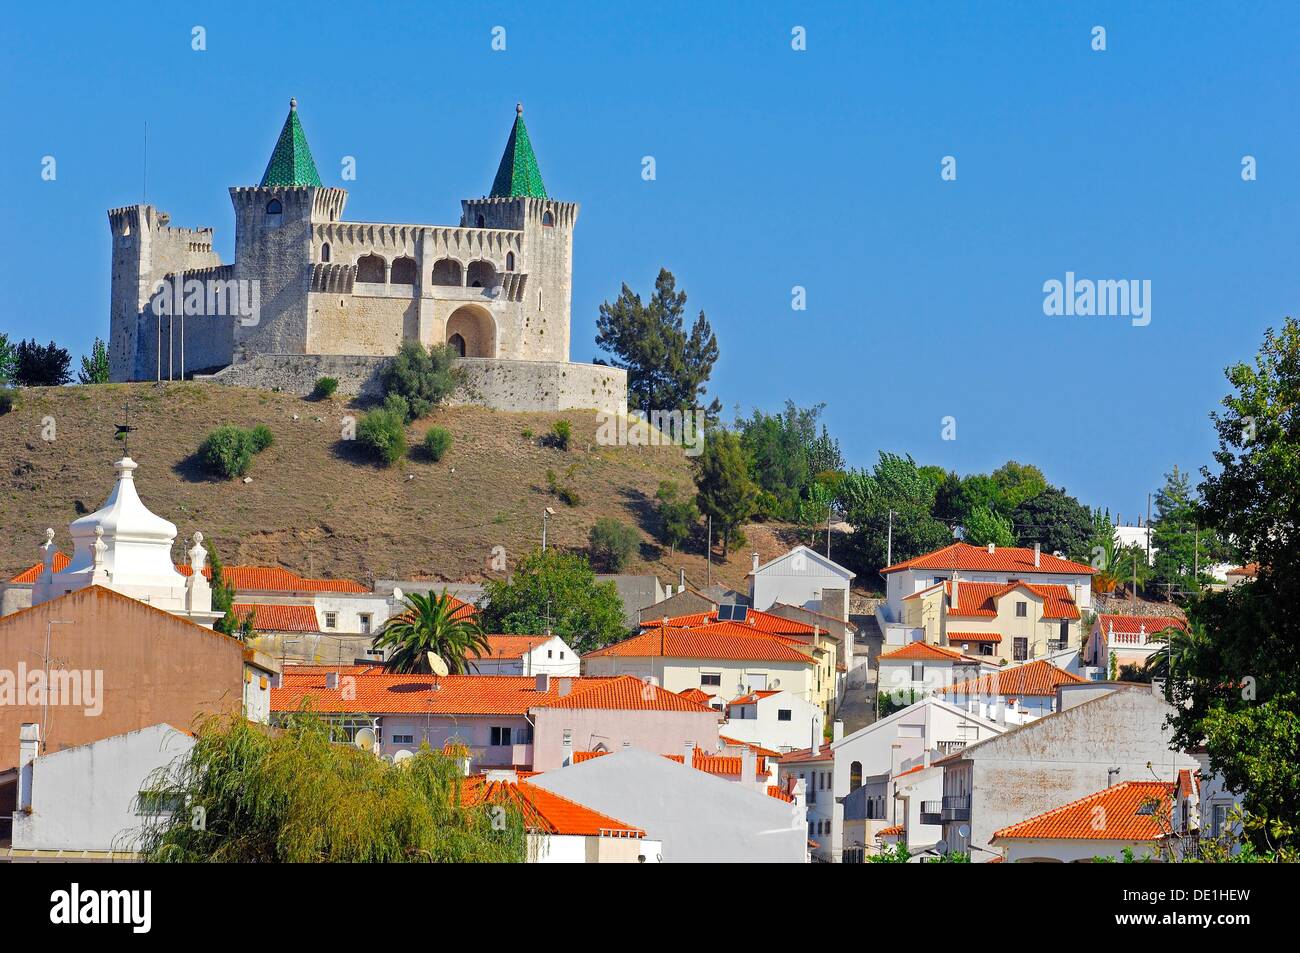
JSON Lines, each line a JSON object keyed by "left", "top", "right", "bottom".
{"left": 462, "top": 104, "right": 577, "bottom": 363}
{"left": 229, "top": 98, "right": 347, "bottom": 359}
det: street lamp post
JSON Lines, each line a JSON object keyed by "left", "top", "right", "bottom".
{"left": 542, "top": 506, "right": 556, "bottom": 551}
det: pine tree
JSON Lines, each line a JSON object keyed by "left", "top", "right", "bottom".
{"left": 693, "top": 430, "right": 757, "bottom": 557}
{"left": 78, "top": 337, "right": 111, "bottom": 384}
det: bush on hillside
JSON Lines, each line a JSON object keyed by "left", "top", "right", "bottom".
{"left": 312, "top": 376, "right": 338, "bottom": 400}
{"left": 357, "top": 407, "right": 408, "bottom": 466}
{"left": 198, "top": 425, "right": 276, "bottom": 479}
{"left": 380, "top": 342, "right": 459, "bottom": 422}
{"left": 588, "top": 518, "right": 639, "bottom": 572}
{"left": 248, "top": 424, "right": 274, "bottom": 453}
{"left": 0, "top": 387, "right": 17, "bottom": 415}
{"left": 423, "top": 427, "right": 453, "bottom": 462}
{"left": 549, "top": 419, "right": 572, "bottom": 451}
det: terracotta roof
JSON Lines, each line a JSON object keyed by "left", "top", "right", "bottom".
{"left": 1225, "top": 564, "right": 1259, "bottom": 577}
{"left": 273, "top": 669, "right": 714, "bottom": 716}
{"left": 1097, "top": 614, "right": 1187, "bottom": 637}
{"left": 461, "top": 775, "right": 644, "bottom": 837}
{"left": 939, "top": 660, "right": 1086, "bottom": 698}
{"left": 9, "top": 552, "right": 71, "bottom": 582}
{"left": 678, "top": 688, "right": 716, "bottom": 705}
{"left": 777, "top": 743, "right": 834, "bottom": 765}
{"left": 720, "top": 736, "right": 782, "bottom": 758}
{"left": 1176, "top": 768, "right": 1200, "bottom": 800}
{"left": 876, "top": 824, "right": 904, "bottom": 838}
{"left": 728, "top": 690, "right": 781, "bottom": 706}
{"left": 480, "top": 634, "right": 550, "bottom": 660}
{"left": 991, "top": 781, "right": 1174, "bottom": 843}
{"left": 575, "top": 747, "right": 768, "bottom": 779}
{"left": 767, "top": 784, "right": 794, "bottom": 803}
{"left": 584, "top": 626, "right": 814, "bottom": 664}
{"left": 882, "top": 542, "right": 1095, "bottom": 576}
{"left": 220, "top": 566, "right": 369, "bottom": 593}
{"left": 947, "top": 580, "right": 1081, "bottom": 620}
{"left": 232, "top": 603, "right": 319, "bottom": 632}
{"left": 879, "top": 642, "right": 967, "bottom": 662}
{"left": 947, "top": 632, "right": 1002, "bottom": 644}
{"left": 639, "top": 607, "right": 818, "bottom": 636}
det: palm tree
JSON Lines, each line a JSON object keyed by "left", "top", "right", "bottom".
{"left": 1144, "top": 622, "right": 1205, "bottom": 681}
{"left": 372, "top": 591, "right": 490, "bottom": 675}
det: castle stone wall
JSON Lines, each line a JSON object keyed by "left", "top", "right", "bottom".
{"left": 203, "top": 354, "right": 627, "bottom": 416}
{"left": 306, "top": 290, "right": 417, "bottom": 355}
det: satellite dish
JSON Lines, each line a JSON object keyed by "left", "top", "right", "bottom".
{"left": 392, "top": 587, "right": 403, "bottom": 601}
{"left": 935, "top": 839, "right": 949, "bottom": 854}
{"left": 957, "top": 824, "right": 971, "bottom": 839}
{"left": 353, "top": 727, "right": 377, "bottom": 752}
{"left": 427, "top": 652, "right": 450, "bottom": 677}
{"left": 393, "top": 749, "right": 415, "bottom": 765}
{"left": 772, "top": 678, "right": 781, "bottom": 689}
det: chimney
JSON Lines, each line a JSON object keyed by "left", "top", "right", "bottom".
{"left": 561, "top": 730, "right": 573, "bottom": 765}
{"left": 535, "top": 673, "right": 551, "bottom": 693}
{"left": 751, "top": 552, "right": 760, "bottom": 573}
{"left": 987, "top": 542, "right": 995, "bottom": 554}
{"left": 18, "top": 723, "right": 40, "bottom": 812}
{"left": 810, "top": 721, "right": 821, "bottom": 756}
{"left": 678, "top": 567, "right": 686, "bottom": 593}
{"left": 950, "top": 576, "right": 959, "bottom": 609}
{"left": 558, "top": 677, "right": 572, "bottom": 697}
{"left": 740, "top": 747, "right": 757, "bottom": 785}
{"left": 821, "top": 587, "right": 848, "bottom": 624}
{"left": 683, "top": 740, "right": 696, "bottom": 765}
{"left": 1034, "top": 542, "right": 1041, "bottom": 568}
{"left": 325, "top": 672, "right": 339, "bottom": 690}
{"left": 833, "top": 720, "right": 844, "bottom": 743}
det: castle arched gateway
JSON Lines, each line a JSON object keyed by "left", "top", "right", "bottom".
{"left": 107, "top": 99, "right": 626, "bottom": 416}
{"left": 445, "top": 305, "right": 496, "bottom": 358}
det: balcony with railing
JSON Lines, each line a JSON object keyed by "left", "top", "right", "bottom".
{"left": 920, "top": 800, "right": 943, "bottom": 825}
{"left": 941, "top": 795, "right": 970, "bottom": 822}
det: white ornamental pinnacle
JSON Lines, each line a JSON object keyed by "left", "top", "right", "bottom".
{"left": 189, "top": 531, "right": 208, "bottom": 573}
{"left": 92, "top": 526, "right": 107, "bottom": 567}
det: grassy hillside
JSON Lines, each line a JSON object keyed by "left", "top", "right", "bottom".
{"left": 0, "top": 382, "right": 805, "bottom": 592}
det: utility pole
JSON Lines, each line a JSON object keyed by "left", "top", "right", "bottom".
{"left": 887, "top": 509, "right": 894, "bottom": 567}
{"left": 707, "top": 515, "right": 713, "bottom": 587}
{"left": 1145, "top": 493, "right": 1152, "bottom": 565}
{"left": 1132, "top": 552, "right": 1138, "bottom": 612}
{"left": 826, "top": 505, "right": 832, "bottom": 559}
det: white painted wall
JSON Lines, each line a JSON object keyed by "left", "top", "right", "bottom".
{"left": 12, "top": 723, "right": 195, "bottom": 854}
{"left": 721, "top": 689, "right": 822, "bottom": 753}
{"left": 748, "top": 546, "right": 854, "bottom": 613}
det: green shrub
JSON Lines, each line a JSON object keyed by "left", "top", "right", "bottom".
{"left": 380, "top": 342, "right": 459, "bottom": 422}
{"left": 423, "top": 426, "right": 453, "bottom": 462}
{"left": 550, "top": 419, "right": 572, "bottom": 451}
{"left": 588, "top": 518, "right": 639, "bottom": 572}
{"left": 199, "top": 426, "right": 255, "bottom": 478}
{"left": 0, "top": 387, "right": 16, "bottom": 415}
{"left": 521, "top": 428, "right": 533, "bottom": 441}
{"left": 357, "top": 408, "right": 408, "bottom": 466}
{"left": 312, "top": 376, "right": 338, "bottom": 400}
{"left": 248, "top": 424, "right": 274, "bottom": 453}
{"left": 545, "top": 467, "right": 582, "bottom": 507}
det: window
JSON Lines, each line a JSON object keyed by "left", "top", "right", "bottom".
{"left": 560, "top": 652, "right": 565, "bottom": 659}
{"left": 265, "top": 199, "right": 283, "bottom": 215}
{"left": 391, "top": 733, "right": 414, "bottom": 745}
{"left": 911, "top": 662, "right": 924, "bottom": 682}
{"left": 448, "top": 333, "right": 466, "bottom": 358}
{"left": 137, "top": 791, "right": 183, "bottom": 816}
{"left": 1016, "top": 601, "right": 1028, "bottom": 618}
{"left": 701, "top": 673, "right": 721, "bottom": 687}
{"left": 324, "top": 611, "right": 338, "bottom": 629}
{"left": 1060, "top": 620, "right": 1069, "bottom": 640}
{"left": 777, "top": 709, "right": 792, "bottom": 722}
{"left": 1013, "top": 637, "right": 1028, "bottom": 661}
{"left": 490, "top": 726, "right": 512, "bottom": 746}
{"left": 542, "top": 210, "right": 555, "bottom": 227}
{"left": 320, "top": 243, "right": 331, "bottom": 262}
{"left": 547, "top": 649, "right": 553, "bottom": 658}
{"left": 850, "top": 761, "right": 862, "bottom": 791}
{"left": 505, "top": 251, "right": 515, "bottom": 271}
{"left": 390, "top": 257, "right": 418, "bottom": 285}
{"left": 747, "top": 673, "right": 768, "bottom": 691}
{"left": 476, "top": 214, "right": 486, "bottom": 227}
{"left": 359, "top": 613, "right": 371, "bottom": 635}
{"left": 356, "top": 254, "right": 385, "bottom": 283}
{"left": 979, "top": 643, "right": 994, "bottom": 656}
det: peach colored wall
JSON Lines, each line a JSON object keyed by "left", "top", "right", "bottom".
{"left": 0, "top": 586, "right": 245, "bottom": 770}
{"left": 530, "top": 706, "right": 722, "bottom": 772}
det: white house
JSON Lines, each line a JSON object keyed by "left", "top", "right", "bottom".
{"left": 829, "top": 696, "right": 1006, "bottom": 862}
{"left": 528, "top": 747, "right": 807, "bottom": 863}
{"left": 4, "top": 723, "right": 195, "bottom": 861}
{"left": 777, "top": 733, "right": 838, "bottom": 861}
{"left": 747, "top": 547, "right": 855, "bottom": 673}
{"left": 722, "top": 688, "right": 824, "bottom": 753}
{"left": 876, "top": 642, "right": 994, "bottom": 705}
{"left": 1087, "top": 613, "right": 1186, "bottom": 671}
{"left": 878, "top": 542, "right": 1094, "bottom": 648}
{"left": 473, "top": 634, "right": 581, "bottom": 676}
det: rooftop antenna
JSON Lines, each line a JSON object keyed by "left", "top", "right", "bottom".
{"left": 115, "top": 401, "right": 136, "bottom": 457}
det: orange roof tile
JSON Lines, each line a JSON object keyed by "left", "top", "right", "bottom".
{"left": 584, "top": 626, "right": 814, "bottom": 664}
{"left": 639, "top": 607, "right": 818, "bottom": 636}
{"left": 939, "top": 660, "right": 1086, "bottom": 698}
{"left": 480, "top": 634, "right": 550, "bottom": 660}
{"left": 777, "top": 743, "right": 833, "bottom": 765}
{"left": 461, "top": 775, "right": 644, "bottom": 837}
{"left": 727, "top": 690, "right": 781, "bottom": 706}
{"left": 575, "top": 747, "right": 769, "bottom": 779}
{"left": 947, "top": 631, "right": 1002, "bottom": 643}
{"left": 9, "top": 552, "right": 71, "bottom": 582}
{"left": 719, "top": 736, "right": 782, "bottom": 758}
{"left": 232, "top": 603, "right": 320, "bottom": 632}
{"left": 879, "top": 642, "right": 967, "bottom": 662}
{"left": 991, "top": 781, "right": 1174, "bottom": 842}
{"left": 1225, "top": 564, "right": 1259, "bottom": 577}
{"left": 883, "top": 542, "right": 1094, "bottom": 576}
{"left": 678, "top": 688, "right": 717, "bottom": 705}
{"left": 272, "top": 670, "right": 714, "bottom": 716}
{"left": 1097, "top": 614, "right": 1187, "bottom": 637}
{"left": 767, "top": 784, "right": 794, "bottom": 803}
{"left": 876, "top": 824, "right": 904, "bottom": 838}
{"left": 221, "top": 566, "right": 368, "bottom": 593}
{"left": 944, "top": 580, "right": 1081, "bottom": 620}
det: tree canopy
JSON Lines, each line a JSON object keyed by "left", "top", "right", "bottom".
{"left": 479, "top": 549, "right": 627, "bottom": 654}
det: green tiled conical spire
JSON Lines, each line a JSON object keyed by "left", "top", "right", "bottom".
{"left": 259, "top": 98, "right": 323, "bottom": 188}
{"left": 490, "top": 103, "right": 547, "bottom": 199}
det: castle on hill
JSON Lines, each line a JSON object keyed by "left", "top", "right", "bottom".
{"left": 107, "top": 100, "right": 626, "bottom": 415}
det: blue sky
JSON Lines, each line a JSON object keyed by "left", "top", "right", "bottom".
{"left": 2, "top": 1, "right": 1296, "bottom": 521}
